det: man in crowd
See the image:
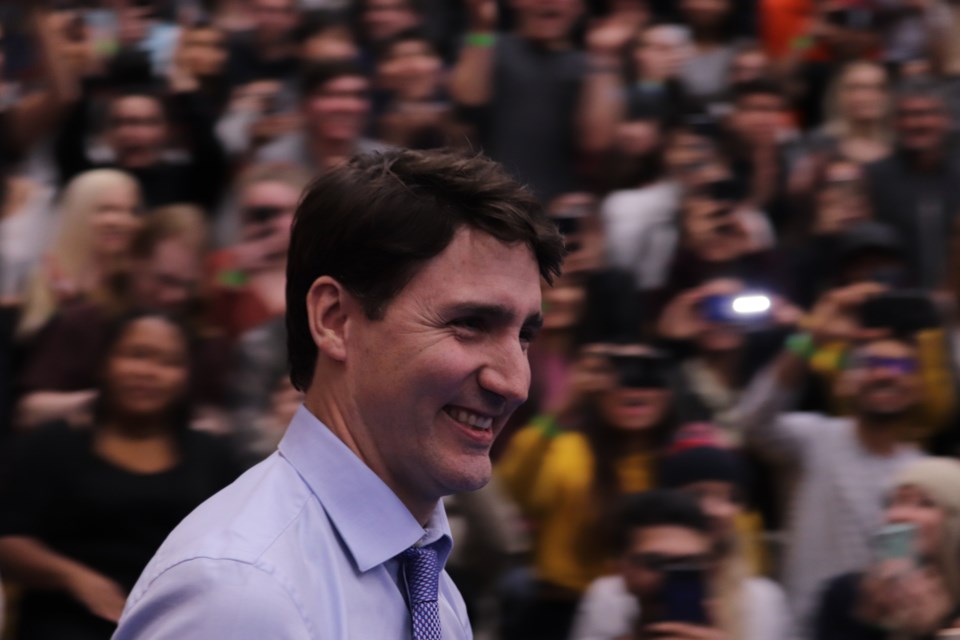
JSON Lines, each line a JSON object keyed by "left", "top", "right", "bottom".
{"left": 735, "top": 282, "right": 928, "bottom": 632}
{"left": 865, "top": 78, "right": 960, "bottom": 290}
{"left": 113, "top": 149, "right": 564, "bottom": 638}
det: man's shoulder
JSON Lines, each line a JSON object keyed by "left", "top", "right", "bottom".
{"left": 129, "top": 453, "right": 325, "bottom": 598}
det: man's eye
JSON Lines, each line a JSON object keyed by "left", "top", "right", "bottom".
{"left": 452, "top": 317, "right": 485, "bottom": 332}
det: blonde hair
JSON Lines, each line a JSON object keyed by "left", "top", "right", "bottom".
{"left": 822, "top": 61, "right": 892, "bottom": 143}
{"left": 17, "top": 169, "right": 141, "bottom": 338}
{"left": 894, "top": 458, "right": 960, "bottom": 604}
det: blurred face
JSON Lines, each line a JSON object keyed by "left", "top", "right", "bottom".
{"left": 363, "top": 0, "right": 420, "bottom": 43}
{"left": 815, "top": 161, "right": 870, "bottom": 233}
{"left": 681, "top": 0, "right": 731, "bottom": 30}
{"left": 729, "top": 50, "right": 769, "bottom": 86}
{"left": 132, "top": 239, "right": 202, "bottom": 313}
{"left": 621, "top": 526, "right": 713, "bottom": 600}
{"left": 896, "top": 97, "right": 951, "bottom": 154}
{"left": 664, "top": 131, "right": 716, "bottom": 180}
{"left": 681, "top": 167, "right": 750, "bottom": 263}
{"left": 240, "top": 180, "right": 299, "bottom": 241}
{"left": 513, "top": 0, "right": 584, "bottom": 45}
{"left": 541, "top": 277, "right": 586, "bottom": 331}
{"left": 303, "top": 75, "right": 371, "bottom": 143}
{"left": 848, "top": 339, "right": 922, "bottom": 421}
{"left": 731, "top": 92, "right": 784, "bottom": 145}
{"left": 107, "top": 96, "right": 168, "bottom": 168}
{"left": 301, "top": 29, "right": 359, "bottom": 63}
{"left": 343, "top": 228, "right": 543, "bottom": 508}
{"left": 181, "top": 27, "right": 227, "bottom": 78}
{"left": 252, "top": 0, "right": 299, "bottom": 42}
{"left": 105, "top": 317, "right": 189, "bottom": 419}
{"left": 636, "top": 26, "right": 690, "bottom": 82}
{"left": 839, "top": 64, "right": 888, "bottom": 123}
{"left": 886, "top": 484, "right": 946, "bottom": 560}
{"left": 680, "top": 481, "right": 742, "bottom": 545}
{"left": 377, "top": 39, "right": 442, "bottom": 101}
{"left": 597, "top": 346, "right": 673, "bottom": 432}
{"left": 89, "top": 184, "right": 141, "bottom": 256}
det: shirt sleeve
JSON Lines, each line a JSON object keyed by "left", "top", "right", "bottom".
{"left": 568, "top": 576, "right": 638, "bottom": 640}
{"left": 115, "top": 558, "right": 313, "bottom": 640}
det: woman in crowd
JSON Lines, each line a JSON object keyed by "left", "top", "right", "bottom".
{"left": 816, "top": 457, "right": 960, "bottom": 639}
{"left": 807, "top": 61, "right": 892, "bottom": 166}
{"left": 16, "top": 169, "right": 141, "bottom": 340}
{"left": 497, "top": 339, "right": 685, "bottom": 640}
{"left": 0, "top": 310, "right": 244, "bottom": 640}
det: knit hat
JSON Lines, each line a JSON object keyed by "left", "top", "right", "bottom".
{"left": 894, "top": 458, "right": 960, "bottom": 602}
{"left": 658, "top": 423, "right": 746, "bottom": 491}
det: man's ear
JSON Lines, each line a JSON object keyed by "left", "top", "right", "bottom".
{"left": 306, "top": 276, "right": 354, "bottom": 362}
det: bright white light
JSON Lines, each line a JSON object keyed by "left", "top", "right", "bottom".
{"left": 731, "top": 295, "right": 771, "bottom": 315}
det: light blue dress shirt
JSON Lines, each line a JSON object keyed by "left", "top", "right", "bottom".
{"left": 113, "top": 406, "right": 473, "bottom": 639}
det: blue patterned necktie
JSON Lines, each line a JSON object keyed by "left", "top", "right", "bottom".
{"left": 400, "top": 544, "right": 443, "bottom": 640}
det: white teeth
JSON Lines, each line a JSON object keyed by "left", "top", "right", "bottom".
{"left": 448, "top": 408, "right": 493, "bottom": 430}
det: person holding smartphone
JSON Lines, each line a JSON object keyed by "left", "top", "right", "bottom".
{"left": 734, "top": 282, "right": 930, "bottom": 633}
{"left": 570, "top": 489, "right": 725, "bottom": 640}
{"left": 815, "top": 458, "right": 960, "bottom": 639}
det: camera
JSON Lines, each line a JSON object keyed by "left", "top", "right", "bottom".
{"left": 608, "top": 353, "right": 671, "bottom": 389}
{"left": 700, "top": 293, "right": 772, "bottom": 328}
{"left": 859, "top": 291, "right": 940, "bottom": 334}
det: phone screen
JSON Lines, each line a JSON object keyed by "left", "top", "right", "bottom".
{"left": 660, "top": 567, "right": 710, "bottom": 625}
{"left": 873, "top": 523, "right": 916, "bottom": 564}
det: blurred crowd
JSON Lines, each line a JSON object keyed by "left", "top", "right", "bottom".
{"left": 4, "top": 0, "right": 960, "bottom": 639}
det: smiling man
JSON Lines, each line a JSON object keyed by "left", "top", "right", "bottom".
{"left": 113, "top": 149, "right": 564, "bottom": 639}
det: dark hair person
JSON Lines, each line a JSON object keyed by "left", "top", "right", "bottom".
{"left": 0, "top": 311, "right": 244, "bottom": 640}
{"left": 497, "top": 341, "right": 683, "bottom": 639}
{"left": 286, "top": 149, "right": 565, "bottom": 391}
{"left": 112, "top": 148, "right": 564, "bottom": 639}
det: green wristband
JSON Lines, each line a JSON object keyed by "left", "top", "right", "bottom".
{"left": 786, "top": 332, "right": 816, "bottom": 361}
{"left": 790, "top": 35, "right": 813, "bottom": 52}
{"left": 466, "top": 32, "right": 496, "bottom": 48}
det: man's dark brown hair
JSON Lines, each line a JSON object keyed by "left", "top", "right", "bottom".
{"left": 286, "top": 149, "right": 566, "bottom": 391}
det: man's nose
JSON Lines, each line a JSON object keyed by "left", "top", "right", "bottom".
{"left": 478, "top": 339, "right": 531, "bottom": 407}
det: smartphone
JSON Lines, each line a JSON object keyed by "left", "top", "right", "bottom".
{"left": 660, "top": 567, "right": 710, "bottom": 625}
{"left": 703, "top": 178, "right": 747, "bottom": 203}
{"left": 700, "top": 293, "right": 772, "bottom": 328}
{"left": 872, "top": 523, "right": 916, "bottom": 564}
{"left": 609, "top": 353, "right": 671, "bottom": 389}
{"left": 859, "top": 291, "right": 940, "bottom": 333}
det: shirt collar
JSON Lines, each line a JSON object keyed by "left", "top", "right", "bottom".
{"left": 278, "top": 405, "right": 453, "bottom": 573}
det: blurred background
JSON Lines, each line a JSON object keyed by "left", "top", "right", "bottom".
{"left": 4, "top": 0, "right": 960, "bottom": 638}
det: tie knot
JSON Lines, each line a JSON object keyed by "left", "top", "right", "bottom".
{"left": 400, "top": 544, "right": 440, "bottom": 604}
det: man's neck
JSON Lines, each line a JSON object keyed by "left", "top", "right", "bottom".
{"left": 855, "top": 418, "right": 901, "bottom": 456}
{"left": 304, "top": 387, "right": 437, "bottom": 526}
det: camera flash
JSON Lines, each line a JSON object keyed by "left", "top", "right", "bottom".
{"left": 732, "top": 295, "right": 771, "bottom": 315}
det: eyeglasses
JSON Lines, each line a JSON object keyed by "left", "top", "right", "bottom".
{"left": 625, "top": 552, "right": 713, "bottom": 573}
{"left": 848, "top": 355, "right": 919, "bottom": 374}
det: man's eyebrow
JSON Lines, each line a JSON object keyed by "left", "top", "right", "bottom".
{"left": 445, "top": 303, "right": 543, "bottom": 328}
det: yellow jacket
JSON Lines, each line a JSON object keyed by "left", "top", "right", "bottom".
{"left": 497, "top": 417, "right": 652, "bottom": 592}
{"left": 497, "top": 417, "right": 769, "bottom": 592}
